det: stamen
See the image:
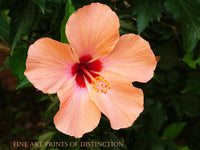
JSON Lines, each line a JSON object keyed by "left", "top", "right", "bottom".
{"left": 91, "top": 76, "right": 111, "bottom": 94}
{"left": 79, "top": 64, "right": 110, "bottom": 93}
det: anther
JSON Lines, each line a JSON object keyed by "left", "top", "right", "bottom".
{"left": 91, "top": 76, "right": 111, "bottom": 94}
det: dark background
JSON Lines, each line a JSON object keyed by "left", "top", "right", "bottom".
{"left": 0, "top": 0, "right": 200, "bottom": 149}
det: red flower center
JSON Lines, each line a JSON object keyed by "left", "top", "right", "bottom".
{"left": 71, "top": 55, "right": 103, "bottom": 88}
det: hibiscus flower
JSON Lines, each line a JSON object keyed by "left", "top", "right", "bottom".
{"left": 24, "top": 3, "right": 157, "bottom": 138}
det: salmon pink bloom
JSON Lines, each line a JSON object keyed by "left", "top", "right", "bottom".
{"left": 24, "top": 3, "right": 157, "bottom": 138}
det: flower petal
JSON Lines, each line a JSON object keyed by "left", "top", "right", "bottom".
{"left": 66, "top": 3, "right": 120, "bottom": 60}
{"left": 101, "top": 34, "right": 157, "bottom": 83}
{"left": 24, "top": 38, "right": 76, "bottom": 94}
{"left": 54, "top": 78, "right": 101, "bottom": 138}
{"left": 87, "top": 79, "right": 144, "bottom": 130}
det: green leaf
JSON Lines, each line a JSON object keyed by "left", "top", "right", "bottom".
{"left": 164, "top": 141, "right": 178, "bottom": 150}
{"left": 9, "top": 46, "right": 31, "bottom": 89}
{"left": 0, "top": 11, "right": 10, "bottom": 42}
{"left": 165, "top": 0, "right": 200, "bottom": 53}
{"left": 45, "top": 96, "right": 59, "bottom": 119}
{"left": 38, "top": 131, "right": 55, "bottom": 142}
{"left": 182, "top": 25, "right": 200, "bottom": 52}
{"left": 32, "top": 0, "right": 46, "bottom": 14}
{"left": 164, "top": 0, "right": 200, "bottom": 29}
{"left": 132, "top": 0, "right": 163, "bottom": 34}
{"left": 9, "top": 0, "right": 37, "bottom": 52}
{"left": 0, "top": 57, "right": 10, "bottom": 71}
{"left": 182, "top": 52, "right": 196, "bottom": 68}
{"left": 182, "top": 51, "right": 200, "bottom": 69}
{"left": 151, "top": 142, "right": 165, "bottom": 150}
{"left": 178, "top": 146, "right": 190, "bottom": 150}
{"left": 162, "top": 122, "right": 187, "bottom": 140}
{"left": 181, "top": 72, "right": 200, "bottom": 95}
{"left": 143, "top": 101, "right": 167, "bottom": 132}
{"left": 60, "top": 0, "right": 75, "bottom": 43}
{"left": 173, "top": 95, "right": 200, "bottom": 117}
{"left": 16, "top": 78, "right": 32, "bottom": 89}
{"left": 37, "top": 131, "right": 56, "bottom": 150}
{"left": 119, "top": 19, "right": 137, "bottom": 35}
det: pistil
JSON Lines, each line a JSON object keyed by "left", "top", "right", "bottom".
{"left": 80, "top": 66, "right": 93, "bottom": 79}
{"left": 80, "top": 65, "right": 110, "bottom": 94}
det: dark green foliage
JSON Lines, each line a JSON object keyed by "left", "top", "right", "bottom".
{"left": 182, "top": 25, "right": 199, "bottom": 52}
{"left": 0, "top": 0, "right": 15, "bottom": 10}
{"left": 9, "top": 0, "right": 37, "bottom": 52}
{"left": 0, "top": 11, "right": 10, "bottom": 42}
{"left": 164, "top": 0, "right": 200, "bottom": 29}
{"left": 0, "top": 0, "right": 200, "bottom": 150}
{"left": 60, "top": 0, "right": 75, "bottom": 43}
{"left": 162, "top": 122, "right": 187, "bottom": 140}
{"left": 32, "top": 0, "right": 46, "bottom": 14}
{"left": 132, "top": 0, "right": 163, "bottom": 34}
{"left": 9, "top": 46, "right": 32, "bottom": 89}
{"left": 164, "top": 0, "right": 200, "bottom": 68}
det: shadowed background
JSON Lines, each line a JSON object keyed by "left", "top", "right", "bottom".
{"left": 0, "top": 0, "right": 200, "bottom": 149}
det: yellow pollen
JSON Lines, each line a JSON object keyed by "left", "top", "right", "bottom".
{"left": 91, "top": 76, "right": 111, "bottom": 94}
